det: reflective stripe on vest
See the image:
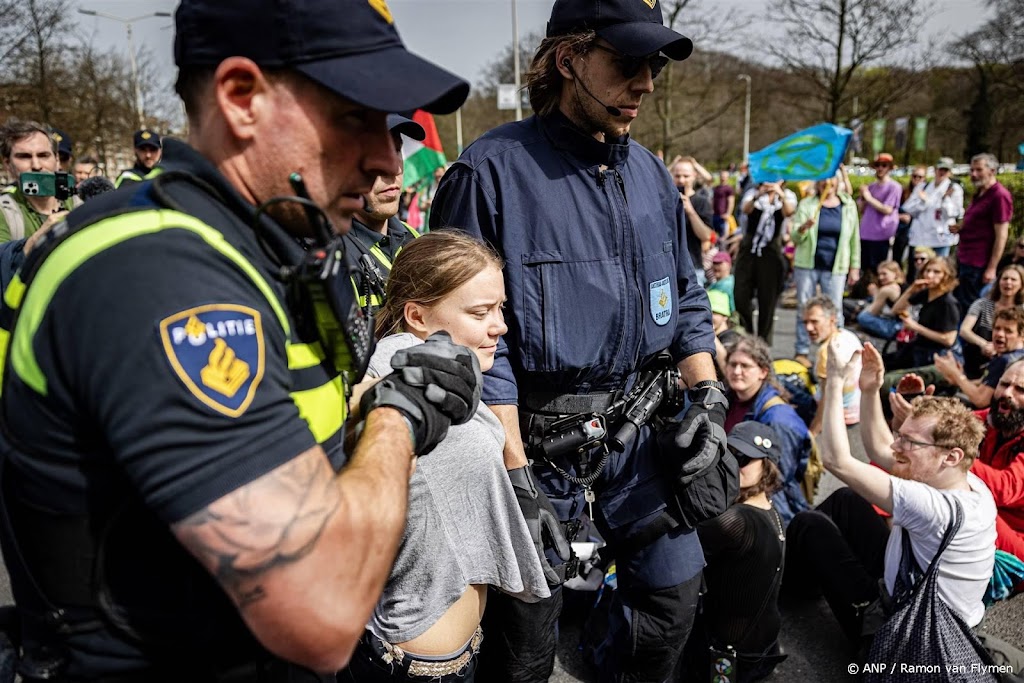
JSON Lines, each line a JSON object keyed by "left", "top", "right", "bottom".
{"left": 351, "top": 221, "right": 419, "bottom": 309}
{"left": 0, "top": 208, "right": 346, "bottom": 441}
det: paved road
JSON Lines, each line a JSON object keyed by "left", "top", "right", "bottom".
{"left": 549, "top": 301, "right": 1024, "bottom": 682}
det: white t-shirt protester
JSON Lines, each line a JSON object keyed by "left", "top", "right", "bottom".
{"left": 885, "top": 472, "right": 996, "bottom": 628}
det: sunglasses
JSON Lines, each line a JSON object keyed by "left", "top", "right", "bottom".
{"left": 591, "top": 43, "right": 669, "bottom": 80}
{"left": 911, "top": 174, "right": 924, "bottom": 179}
{"left": 914, "top": 255, "right": 928, "bottom": 261}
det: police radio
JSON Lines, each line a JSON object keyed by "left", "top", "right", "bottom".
{"left": 252, "top": 174, "right": 374, "bottom": 383}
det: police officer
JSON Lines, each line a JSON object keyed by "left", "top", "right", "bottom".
{"left": 50, "top": 128, "right": 73, "bottom": 172}
{"left": 0, "top": 1, "right": 474, "bottom": 681}
{"left": 346, "top": 113, "right": 423, "bottom": 315}
{"left": 114, "top": 128, "right": 163, "bottom": 187}
{"left": 431, "top": 0, "right": 728, "bottom": 680}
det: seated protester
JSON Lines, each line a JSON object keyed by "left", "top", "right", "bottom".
{"left": 958, "top": 265, "right": 1024, "bottom": 379}
{"left": 970, "top": 359, "right": 1024, "bottom": 562}
{"left": 885, "top": 256, "right": 961, "bottom": 370}
{"left": 725, "top": 336, "right": 812, "bottom": 524}
{"left": 680, "top": 422, "right": 788, "bottom": 683}
{"left": 803, "top": 294, "right": 862, "bottom": 435}
{"left": 342, "top": 232, "right": 550, "bottom": 682}
{"left": 786, "top": 339, "right": 996, "bottom": 647}
{"left": 933, "top": 308, "right": 1024, "bottom": 409}
{"left": 855, "top": 260, "right": 906, "bottom": 341}
{"left": 708, "top": 250, "right": 735, "bottom": 311}
{"left": 842, "top": 268, "right": 877, "bottom": 322}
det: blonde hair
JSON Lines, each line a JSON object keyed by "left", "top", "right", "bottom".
{"left": 376, "top": 230, "right": 504, "bottom": 338}
{"left": 877, "top": 260, "right": 905, "bottom": 284}
{"left": 908, "top": 396, "right": 985, "bottom": 470}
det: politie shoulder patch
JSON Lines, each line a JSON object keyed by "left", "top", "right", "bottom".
{"left": 649, "top": 277, "right": 672, "bottom": 326}
{"left": 159, "top": 304, "right": 265, "bottom": 418}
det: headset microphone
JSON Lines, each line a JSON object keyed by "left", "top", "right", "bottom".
{"left": 562, "top": 57, "right": 621, "bottom": 117}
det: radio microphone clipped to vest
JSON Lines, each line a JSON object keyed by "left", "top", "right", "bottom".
{"left": 563, "top": 57, "right": 621, "bottom": 117}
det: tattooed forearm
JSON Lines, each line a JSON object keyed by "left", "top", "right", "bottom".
{"left": 173, "top": 449, "right": 341, "bottom": 607}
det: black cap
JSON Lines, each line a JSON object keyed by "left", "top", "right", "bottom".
{"left": 728, "top": 422, "right": 781, "bottom": 467}
{"left": 547, "top": 0, "right": 693, "bottom": 60}
{"left": 50, "top": 129, "right": 72, "bottom": 157}
{"left": 387, "top": 113, "right": 425, "bottom": 141}
{"left": 134, "top": 129, "right": 162, "bottom": 149}
{"left": 174, "top": 0, "right": 470, "bottom": 115}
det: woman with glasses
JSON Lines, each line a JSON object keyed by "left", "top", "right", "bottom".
{"left": 679, "top": 421, "right": 789, "bottom": 683}
{"left": 724, "top": 336, "right": 812, "bottom": 524}
{"left": 958, "top": 264, "right": 1024, "bottom": 378}
{"left": 791, "top": 176, "right": 861, "bottom": 367}
{"left": 885, "top": 256, "right": 961, "bottom": 370}
{"left": 902, "top": 158, "right": 964, "bottom": 279}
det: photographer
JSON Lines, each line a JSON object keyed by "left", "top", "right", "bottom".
{"left": 0, "top": 119, "right": 79, "bottom": 244}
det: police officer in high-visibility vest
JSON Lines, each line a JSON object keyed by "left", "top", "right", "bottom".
{"left": 0, "top": 1, "right": 474, "bottom": 681}
{"left": 346, "top": 114, "right": 423, "bottom": 315}
{"left": 113, "top": 128, "right": 163, "bottom": 188}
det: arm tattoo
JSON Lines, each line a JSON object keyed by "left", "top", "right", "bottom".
{"left": 173, "top": 452, "right": 341, "bottom": 608}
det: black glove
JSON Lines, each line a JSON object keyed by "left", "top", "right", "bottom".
{"left": 508, "top": 465, "right": 574, "bottom": 586}
{"left": 360, "top": 331, "right": 481, "bottom": 454}
{"left": 673, "top": 384, "right": 729, "bottom": 484}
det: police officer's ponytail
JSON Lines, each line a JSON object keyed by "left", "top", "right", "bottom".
{"left": 376, "top": 229, "right": 504, "bottom": 339}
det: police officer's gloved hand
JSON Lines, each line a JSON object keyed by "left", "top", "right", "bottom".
{"left": 508, "top": 465, "right": 574, "bottom": 586}
{"left": 673, "top": 383, "right": 729, "bottom": 483}
{"left": 360, "top": 331, "right": 481, "bottom": 455}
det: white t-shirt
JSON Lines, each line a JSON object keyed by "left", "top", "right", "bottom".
{"left": 814, "top": 328, "right": 863, "bottom": 425}
{"left": 884, "top": 473, "right": 996, "bottom": 627}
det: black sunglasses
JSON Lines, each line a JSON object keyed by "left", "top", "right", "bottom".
{"left": 591, "top": 43, "right": 669, "bottom": 80}
{"left": 728, "top": 446, "right": 752, "bottom": 467}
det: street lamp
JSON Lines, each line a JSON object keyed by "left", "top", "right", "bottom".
{"left": 78, "top": 9, "right": 172, "bottom": 128}
{"left": 737, "top": 74, "right": 751, "bottom": 164}
{"left": 511, "top": 0, "right": 522, "bottom": 122}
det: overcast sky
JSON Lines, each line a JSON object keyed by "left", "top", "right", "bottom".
{"left": 73, "top": 0, "right": 990, "bottom": 98}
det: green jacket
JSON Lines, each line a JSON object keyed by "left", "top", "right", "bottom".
{"left": 792, "top": 193, "right": 861, "bottom": 274}
{"left": 0, "top": 186, "right": 78, "bottom": 244}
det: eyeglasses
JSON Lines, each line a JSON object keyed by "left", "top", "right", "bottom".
{"left": 893, "top": 432, "right": 952, "bottom": 451}
{"left": 911, "top": 174, "right": 924, "bottom": 179}
{"left": 591, "top": 43, "right": 669, "bottom": 80}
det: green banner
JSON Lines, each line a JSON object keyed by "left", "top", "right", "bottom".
{"left": 913, "top": 117, "right": 928, "bottom": 152}
{"left": 872, "top": 119, "right": 887, "bottom": 153}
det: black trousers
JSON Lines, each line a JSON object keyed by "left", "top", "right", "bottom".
{"left": 733, "top": 247, "right": 786, "bottom": 343}
{"left": 476, "top": 562, "right": 702, "bottom": 683}
{"left": 860, "top": 240, "right": 891, "bottom": 275}
{"left": 784, "top": 488, "right": 890, "bottom": 642}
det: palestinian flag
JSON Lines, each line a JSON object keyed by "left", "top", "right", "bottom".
{"left": 403, "top": 111, "right": 447, "bottom": 190}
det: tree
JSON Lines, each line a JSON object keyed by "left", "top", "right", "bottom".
{"left": 766, "top": 0, "right": 925, "bottom": 123}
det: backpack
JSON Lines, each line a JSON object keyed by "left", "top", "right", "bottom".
{"left": 0, "top": 192, "right": 26, "bottom": 241}
{"left": 759, "top": 395, "right": 823, "bottom": 505}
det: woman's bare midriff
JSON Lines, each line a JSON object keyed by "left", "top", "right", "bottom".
{"left": 396, "top": 584, "right": 487, "bottom": 656}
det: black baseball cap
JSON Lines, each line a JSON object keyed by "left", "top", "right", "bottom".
{"left": 50, "top": 129, "right": 72, "bottom": 158}
{"left": 387, "top": 113, "right": 425, "bottom": 141}
{"left": 134, "top": 129, "right": 162, "bottom": 149}
{"left": 547, "top": 0, "right": 693, "bottom": 60}
{"left": 728, "top": 422, "right": 781, "bottom": 467}
{"left": 174, "top": 0, "right": 470, "bottom": 115}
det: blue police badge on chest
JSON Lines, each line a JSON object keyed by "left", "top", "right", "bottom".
{"left": 159, "top": 304, "right": 266, "bottom": 418}
{"left": 649, "top": 277, "right": 672, "bottom": 326}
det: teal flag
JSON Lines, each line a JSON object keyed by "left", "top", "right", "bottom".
{"left": 872, "top": 119, "right": 887, "bottom": 153}
{"left": 749, "top": 123, "right": 852, "bottom": 184}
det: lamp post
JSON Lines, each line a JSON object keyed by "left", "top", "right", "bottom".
{"left": 78, "top": 9, "right": 172, "bottom": 128}
{"left": 511, "top": 0, "right": 522, "bottom": 121}
{"left": 737, "top": 74, "right": 751, "bottom": 164}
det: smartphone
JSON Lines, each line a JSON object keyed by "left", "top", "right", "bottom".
{"left": 19, "top": 172, "right": 76, "bottom": 201}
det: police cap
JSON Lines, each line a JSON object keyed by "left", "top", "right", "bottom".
{"left": 50, "top": 129, "right": 73, "bottom": 158}
{"left": 546, "top": 0, "right": 693, "bottom": 61}
{"left": 174, "top": 0, "right": 470, "bottom": 115}
{"left": 134, "top": 129, "right": 162, "bottom": 149}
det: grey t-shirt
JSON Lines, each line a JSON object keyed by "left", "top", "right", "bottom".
{"left": 366, "top": 333, "right": 551, "bottom": 643}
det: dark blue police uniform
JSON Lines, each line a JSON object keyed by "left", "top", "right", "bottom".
{"left": 432, "top": 110, "right": 717, "bottom": 681}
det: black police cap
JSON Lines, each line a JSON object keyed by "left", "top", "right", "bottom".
{"left": 133, "top": 129, "right": 162, "bottom": 149}
{"left": 546, "top": 0, "right": 693, "bottom": 61}
{"left": 174, "top": 0, "right": 470, "bottom": 115}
